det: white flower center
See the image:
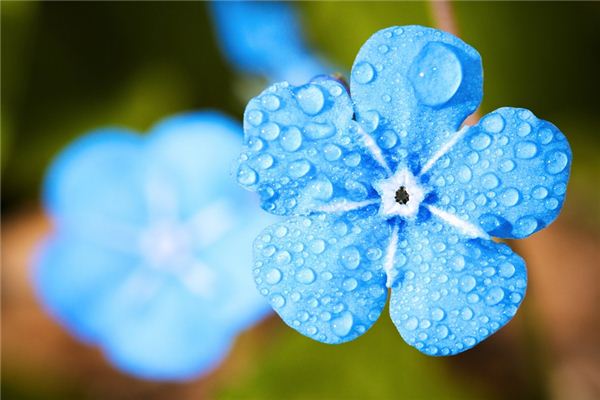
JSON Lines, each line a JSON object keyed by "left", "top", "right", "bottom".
{"left": 373, "top": 168, "right": 426, "bottom": 219}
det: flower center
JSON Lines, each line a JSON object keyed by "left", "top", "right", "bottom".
{"left": 395, "top": 186, "right": 410, "bottom": 205}
{"left": 373, "top": 168, "right": 426, "bottom": 220}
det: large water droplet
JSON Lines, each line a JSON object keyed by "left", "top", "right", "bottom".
{"left": 289, "top": 159, "right": 312, "bottom": 178}
{"left": 237, "top": 164, "right": 257, "bottom": 185}
{"left": 515, "top": 216, "right": 538, "bottom": 236}
{"left": 297, "top": 85, "right": 325, "bottom": 115}
{"left": 309, "top": 239, "right": 326, "bottom": 254}
{"left": 485, "top": 287, "right": 505, "bottom": 305}
{"left": 308, "top": 178, "right": 333, "bottom": 200}
{"left": 515, "top": 141, "right": 538, "bottom": 159}
{"left": 342, "top": 278, "right": 358, "bottom": 291}
{"left": 246, "top": 109, "right": 264, "bottom": 126}
{"left": 256, "top": 154, "right": 274, "bottom": 169}
{"left": 408, "top": 42, "right": 463, "bottom": 106}
{"left": 353, "top": 61, "right": 375, "bottom": 84}
{"left": 500, "top": 159, "right": 516, "bottom": 173}
{"left": 405, "top": 317, "right": 419, "bottom": 331}
{"left": 469, "top": 132, "right": 492, "bottom": 150}
{"left": 459, "top": 275, "right": 477, "bottom": 292}
{"left": 545, "top": 151, "right": 568, "bottom": 174}
{"left": 265, "top": 268, "right": 282, "bottom": 284}
{"left": 280, "top": 127, "right": 303, "bottom": 152}
{"left": 323, "top": 144, "right": 342, "bottom": 161}
{"left": 270, "top": 294, "right": 286, "bottom": 308}
{"left": 378, "top": 130, "right": 398, "bottom": 149}
{"left": 457, "top": 165, "right": 472, "bottom": 183}
{"left": 260, "top": 122, "right": 281, "bottom": 140}
{"left": 499, "top": 188, "right": 520, "bottom": 207}
{"left": 481, "top": 172, "right": 500, "bottom": 189}
{"left": 532, "top": 186, "right": 549, "bottom": 200}
{"left": 261, "top": 94, "right": 281, "bottom": 111}
{"left": 304, "top": 122, "right": 336, "bottom": 140}
{"left": 431, "top": 307, "right": 446, "bottom": 321}
{"left": 296, "top": 268, "right": 316, "bottom": 284}
{"left": 339, "top": 246, "right": 361, "bottom": 269}
{"left": 499, "top": 262, "right": 516, "bottom": 278}
{"left": 481, "top": 113, "right": 505, "bottom": 133}
{"left": 275, "top": 250, "right": 291, "bottom": 265}
{"left": 331, "top": 311, "right": 354, "bottom": 337}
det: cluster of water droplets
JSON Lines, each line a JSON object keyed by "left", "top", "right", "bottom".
{"left": 426, "top": 107, "right": 571, "bottom": 239}
{"left": 253, "top": 212, "right": 391, "bottom": 343}
{"left": 237, "top": 79, "right": 386, "bottom": 215}
{"left": 389, "top": 220, "right": 527, "bottom": 355}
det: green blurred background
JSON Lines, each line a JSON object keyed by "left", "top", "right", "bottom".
{"left": 2, "top": 2, "right": 599, "bottom": 399}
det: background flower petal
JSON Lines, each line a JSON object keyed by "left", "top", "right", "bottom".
{"left": 238, "top": 79, "right": 386, "bottom": 216}
{"left": 425, "top": 107, "right": 572, "bottom": 238}
{"left": 253, "top": 209, "right": 390, "bottom": 344}
{"left": 351, "top": 25, "right": 483, "bottom": 171}
{"left": 389, "top": 218, "right": 527, "bottom": 355}
{"left": 44, "top": 131, "right": 147, "bottom": 235}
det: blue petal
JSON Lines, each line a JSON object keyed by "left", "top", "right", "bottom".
{"left": 254, "top": 209, "right": 391, "bottom": 344}
{"left": 238, "top": 78, "right": 387, "bottom": 216}
{"left": 350, "top": 26, "right": 483, "bottom": 170}
{"left": 44, "top": 131, "right": 147, "bottom": 235}
{"left": 33, "top": 235, "right": 139, "bottom": 342}
{"left": 99, "top": 280, "right": 235, "bottom": 381}
{"left": 209, "top": 1, "right": 326, "bottom": 84}
{"left": 389, "top": 218, "right": 527, "bottom": 356}
{"left": 425, "top": 107, "right": 572, "bottom": 238}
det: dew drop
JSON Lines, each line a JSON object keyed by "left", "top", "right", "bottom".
{"left": 531, "top": 185, "right": 549, "bottom": 199}
{"left": 296, "top": 268, "right": 316, "bottom": 284}
{"left": 408, "top": 42, "right": 463, "bottom": 106}
{"left": 518, "top": 122, "right": 532, "bottom": 137}
{"left": 451, "top": 255, "right": 466, "bottom": 271}
{"left": 457, "top": 165, "right": 472, "bottom": 183}
{"left": 308, "top": 178, "right": 333, "bottom": 200}
{"left": 246, "top": 109, "right": 264, "bottom": 126}
{"left": 481, "top": 113, "right": 505, "bottom": 133}
{"left": 332, "top": 311, "right": 354, "bottom": 337}
{"left": 309, "top": 239, "right": 326, "bottom": 254}
{"left": 270, "top": 294, "right": 286, "bottom": 308}
{"left": 499, "top": 262, "right": 516, "bottom": 278}
{"left": 500, "top": 159, "right": 516, "bottom": 173}
{"left": 461, "top": 307, "right": 474, "bottom": 320}
{"left": 275, "top": 250, "right": 291, "bottom": 265}
{"left": 436, "top": 325, "right": 449, "bottom": 339}
{"left": 280, "top": 127, "right": 303, "bottom": 152}
{"left": 431, "top": 308, "right": 446, "bottom": 321}
{"left": 515, "top": 216, "right": 538, "bottom": 236}
{"left": 323, "top": 144, "right": 342, "bottom": 161}
{"left": 265, "top": 268, "right": 282, "bottom": 284}
{"left": 260, "top": 122, "right": 281, "bottom": 140}
{"left": 261, "top": 94, "right": 281, "bottom": 111}
{"left": 545, "top": 151, "right": 568, "bottom": 174}
{"left": 237, "top": 164, "right": 257, "bottom": 185}
{"left": 500, "top": 188, "right": 521, "bottom": 207}
{"left": 256, "top": 154, "right": 274, "bottom": 169}
{"left": 304, "top": 122, "right": 336, "bottom": 140}
{"left": 289, "top": 159, "right": 312, "bottom": 178}
{"left": 297, "top": 85, "right": 325, "bottom": 115}
{"left": 342, "top": 278, "right": 358, "bottom": 291}
{"left": 405, "top": 317, "right": 419, "bottom": 331}
{"left": 515, "top": 141, "right": 538, "bottom": 159}
{"left": 339, "top": 246, "right": 361, "bottom": 270}
{"left": 353, "top": 61, "right": 375, "bottom": 84}
{"left": 469, "top": 132, "right": 492, "bottom": 150}
{"left": 481, "top": 172, "right": 500, "bottom": 189}
{"left": 485, "top": 287, "right": 505, "bottom": 305}
{"left": 459, "top": 275, "right": 477, "bottom": 292}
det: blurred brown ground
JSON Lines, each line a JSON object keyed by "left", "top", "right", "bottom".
{"left": 2, "top": 199, "right": 599, "bottom": 400}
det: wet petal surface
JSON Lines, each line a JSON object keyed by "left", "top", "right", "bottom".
{"left": 425, "top": 107, "right": 572, "bottom": 238}
{"left": 237, "top": 78, "right": 386, "bottom": 216}
{"left": 351, "top": 25, "right": 483, "bottom": 170}
{"left": 389, "top": 217, "right": 527, "bottom": 355}
{"left": 253, "top": 209, "right": 391, "bottom": 343}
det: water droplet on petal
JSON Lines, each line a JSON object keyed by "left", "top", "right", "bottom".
{"left": 270, "top": 294, "right": 285, "bottom": 308}
{"left": 323, "top": 144, "right": 342, "bottom": 161}
{"left": 260, "top": 122, "right": 281, "bottom": 140}
{"left": 304, "top": 122, "right": 336, "bottom": 140}
{"left": 289, "top": 159, "right": 312, "bottom": 178}
{"left": 339, "top": 246, "right": 361, "bottom": 269}
{"left": 545, "top": 151, "right": 568, "bottom": 174}
{"left": 296, "top": 268, "right": 316, "bottom": 284}
{"left": 280, "top": 127, "right": 303, "bottom": 152}
{"left": 457, "top": 165, "right": 472, "bottom": 183}
{"left": 469, "top": 132, "right": 492, "bottom": 150}
{"left": 481, "top": 172, "right": 500, "bottom": 189}
{"left": 378, "top": 130, "right": 398, "bottom": 149}
{"left": 485, "top": 287, "right": 505, "bottom": 305}
{"left": 353, "top": 61, "right": 375, "bottom": 84}
{"left": 308, "top": 178, "right": 333, "bottom": 200}
{"left": 261, "top": 94, "right": 281, "bottom": 111}
{"left": 499, "top": 262, "right": 516, "bottom": 278}
{"left": 297, "top": 85, "right": 325, "bottom": 115}
{"left": 500, "top": 188, "right": 520, "bottom": 207}
{"left": 265, "top": 268, "right": 282, "bottom": 284}
{"left": 408, "top": 42, "right": 463, "bottom": 106}
{"left": 331, "top": 311, "right": 354, "bottom": 337}
{"left": 405, "top": 317, "right": 419, "bottom": 331}
{"left": 481, "top": 113, "right": 505, "bottom": 133}
{"left": 515, "top": 141, "right": 538, "bottom": 159}
{"left": 256, "top": 154, "right": 274, "bottom": 169}
{"left": 342, "top": 278, "right": 358, "bottom": 291}
{"left": 246, "top": 109, "right": 264, "bottom": 126}
{"left": 515, "top": 217, "right": 538, "bottom": 236}
{"left": 309, "top": 239, "right": 326, "bottom": 254}
{"left": 459, "top": 275, "right": 477, "bottom": 292}
{"left": 500, "top": 159, "right": 516, "bottom": 172}
{"left": 431, "top": 307, "right": 446, "bottom": 321}
{"left": 237, "top": 164, "right": 257, "bottom": 185}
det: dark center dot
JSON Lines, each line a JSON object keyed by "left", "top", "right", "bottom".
{"left": 395, "top": 186, "right": 410, "bottom": 205}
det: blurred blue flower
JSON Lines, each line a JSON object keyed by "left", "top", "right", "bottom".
{"left": 209, "top": 1, "right": 327, "bottom": 84}
{"left": 34, "top": 112, "right": 276, "bottom": 380}
{"left": 235, "top": 26, "right": 572, "bottom": 355}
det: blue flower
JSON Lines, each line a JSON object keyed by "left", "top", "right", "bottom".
{"left": 34, "top": 112, "right": 276, "bottom": 379}
{"left": 210, "top": 1, "right": 327, "bottom": 84}
{"left": 235, "top": 26, "right": 572, "bottom": 355}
